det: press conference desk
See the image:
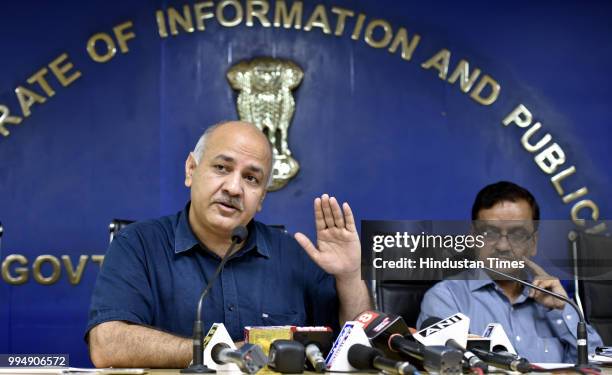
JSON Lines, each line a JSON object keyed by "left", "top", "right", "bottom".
{"left": 3, "top": 369, "right": 612, "bottom": 374}
{"left": 145, "top": 369, "right": 612, "bottom": 375}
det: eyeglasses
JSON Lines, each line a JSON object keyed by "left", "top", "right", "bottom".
{"left": 478, "top": 227, "right": 536, "bottom": 248}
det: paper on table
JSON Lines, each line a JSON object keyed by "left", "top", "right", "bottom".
{"left": 0, "top": 368, "right": 147, "bottom": 374}
{"left": 0, "top": 369, "right": 64, "bottom": 374}
{"left": 590, "top": 354, "right": 612, "bottom": 363}
{"left": 531, "top": 363, "right": 574, "bottom": 369}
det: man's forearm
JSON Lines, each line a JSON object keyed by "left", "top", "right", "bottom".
{"left": 336, "top": 273, "right": 373, "bottom": 325}
{"left": 88, "top": 321, "right": 192, "bottom": 368}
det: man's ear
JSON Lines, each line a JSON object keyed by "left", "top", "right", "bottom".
{"left": 530, "top": 230, "right": 539, "bottom": 257}
{"left": 185, "top": 153, "right": 198, "bottom": 187}
{"left": 257, "top": 191, "right": 267, "bottom": 212}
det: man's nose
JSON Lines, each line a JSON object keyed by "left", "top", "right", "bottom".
{"left": 222, "top": 171, "right": 243, "bottom": 196}
{"left": 495, "top": 234, "right": 512, "bottom": 252}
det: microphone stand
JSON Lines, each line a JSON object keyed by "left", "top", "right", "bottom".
{"left": 182, "top": 228, "right": 247, "bottom": 374}
{"left": 483, "top": 266, "right": 591, "bottom": 367}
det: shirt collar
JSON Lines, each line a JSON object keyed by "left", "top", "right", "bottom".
{"left": 468, "top": 267, "right": 534, "bottom": 302}
{"left": 468, "top": 268, "right": 495, "bottom": 291}
{"left": 174, "top": 203, "right": 199, "bottom": 253}
{"left": 174, "top": 202, "right": 270, "bottom": 258}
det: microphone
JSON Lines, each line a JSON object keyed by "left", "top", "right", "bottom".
{"left": 211, "top": 343, "right": 267, "bottom": 374}
{"left": 268, "top": 340, "right": 305, "bottom": 374}
{"left": 348, "top": 344, "right": 419, "bottom": 375}
{"left": 481, "top": 323, "right": 516, "bottom": 355}
{"left": 305, "top": 344, "right": 326, "bottom": 373}
{"left": 354, "top": 310, "right": 462, "bottom": 375}
{"left": 182, "top": 226, "right": 248, "bottom": 374}
{"left": 293, "top": 328, "right": 333, "bottom": 372}
{"left": 231, "top": 225, "right": 248, "bottom": 243}
{"left": 419, "top": 317, "right": 488, "bottom": 372}
{"left": 483, "top": 266, "right": 590, "bottom": 367}
{"left": 470, "top": 348, "right": 530, "bottom": 373}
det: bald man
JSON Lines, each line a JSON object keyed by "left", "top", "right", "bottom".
{"left": 86, "top": 121, "right": 372, "bottom": 368}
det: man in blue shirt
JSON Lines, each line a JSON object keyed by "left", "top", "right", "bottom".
{"left": 418, "top": 181, "right": 603, "bottom": 363}
{"left": 86, "top": 121, "right": 372, "bottom": 368}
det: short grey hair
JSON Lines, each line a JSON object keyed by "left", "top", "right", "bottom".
{"left": 191, "top": 121, "right": 275, "bottom": 188}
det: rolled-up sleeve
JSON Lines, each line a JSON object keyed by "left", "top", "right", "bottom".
{"left": 547, "top": 303, "right": 604, "bottom": 362}
{"left": 85, "top": 231, "right": 154, "bottom": 338}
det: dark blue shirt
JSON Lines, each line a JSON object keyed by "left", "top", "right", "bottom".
{"left": 86, "top": 203, "right": 339, "bottom": 340}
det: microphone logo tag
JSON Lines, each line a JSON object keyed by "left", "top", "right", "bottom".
{"left": 203, "top": 323, "right": 220, "bottom": 348}
{"left": 372, "top": 317, "right": 391, "bottom": 333}
{"left": 355, "top": 311, "right": 379, "bottom": 329}
{"left": 419, "top": 314, "right": 464, "bottom": 337}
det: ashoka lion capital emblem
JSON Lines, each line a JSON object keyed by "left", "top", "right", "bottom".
{"left": 227, "top": 57, "right": 303, "bottom": 191}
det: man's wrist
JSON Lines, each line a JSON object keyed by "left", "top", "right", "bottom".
{"left": 335, "top": 270, "right": 363, "bottom": 284}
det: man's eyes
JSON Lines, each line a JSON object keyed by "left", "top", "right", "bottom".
{"left": 508, "top": 229, "right": 530, "bottom": 239}
{"left": 245, "top": 175, "right": 260, "bottom": 185}
{"left": 212, "top": 165, "right": 261, "bottom": 184}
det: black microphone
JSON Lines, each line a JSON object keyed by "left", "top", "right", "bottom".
{"left": 470, "top": 348, "right": 530, "bottom": 373}
{"left": 420, "top": 317, "right": 488, "bottom": 372}
{"left": 231, "top": 225, "right": 248, "bottom": 243}
{"left": 483, "top": 266, "right": 590, "bottom": 367}
{"left": 211, "top": 342, "right": 267, "bottom": 374}
{"left": 348, "top": 344, "right": 419, "bottom": 375}
{"left": 268, "top": 340, "right": 305, "bottom": 374}
{"left": 354, "top": 310, "right": 463, "bottom": 375}
{"left": 181, "top": 226, "right": 248, "bottom": 374}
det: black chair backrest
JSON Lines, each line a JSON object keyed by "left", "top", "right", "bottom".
{"left": 109, "top": 219, "right": 135, "bottom": 244}
{"left": 571, "top": 230, "right": 612, "bottom": 344}
{"left": 376, "top": 280, "right": 437, "bottom": 328}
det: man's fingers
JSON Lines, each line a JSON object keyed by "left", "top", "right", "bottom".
{"left": 343, "top": 202, "right": 357, "bottom": 232}
{"left": 530, "top": 277, "right": 567, "bottom": 309}
{"left": 522, "top": 257, "right": 549, "bottom": 277}
{"left": 294, "top": 232, "right": 320, "bottom": 261}
{"left": 314, "top": 197, "right": 326, "bottom": 231}
{"left": 329, "top": 197, "right": 345, "bottom": 228}
{"left": 320, "top": 194, "right": 336, "bottom": 229}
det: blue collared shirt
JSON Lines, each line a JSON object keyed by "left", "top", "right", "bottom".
{"left": 417, "top": 269, "right": 603, "bottom": 363}
{"left": 86, "top": 203, "right": 339, "bottom": 340}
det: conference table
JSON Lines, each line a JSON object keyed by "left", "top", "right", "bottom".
{"left": 143, "top": 369, "right": 612, "bottom": 375}
{"left": 2, "top": 368, "right": 612, "bottom": 374}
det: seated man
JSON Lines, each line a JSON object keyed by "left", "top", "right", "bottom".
{"left": 418, "top": 181, "right": 603, "bottom": 363}
{"left": 86, "top": 121, "right": 372, "bottom": 368}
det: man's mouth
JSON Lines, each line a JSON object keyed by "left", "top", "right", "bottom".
{"left": 214, "top": 200, "right": 242, "bottom": 212}
{"left": 493, "top": 255, "right": 518, "bottom": 262}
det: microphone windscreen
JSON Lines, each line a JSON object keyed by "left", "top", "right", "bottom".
{"left": 231, "top": 225, "right": 248, "bottom": 243}
{"left": 347, "top": 344, "right": 378, "bottom": 370}
{"left": 211, "top": 342, "right": 230, "bottom": 363}
{"left": 420, "top": 316, "right": 442, "bottom": 330}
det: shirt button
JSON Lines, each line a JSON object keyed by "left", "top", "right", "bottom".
{"left": 516, "top": 336, "right": 521, "bottom": 341}
{"left": 556, "top": 319, "right": 563, "bottom": 325}
{"left": 566, "top": 315, "right": 572, "bottom": 320}
{"left": 228, "top": 304, "right": 235, "bottom": 311}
